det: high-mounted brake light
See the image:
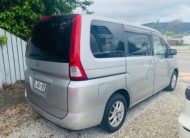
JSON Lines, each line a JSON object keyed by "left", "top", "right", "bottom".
{"left": 41, "top": 16, "right": 52, "bottom": 21}
{"left": 69, "top": 15, "right": 87, "bottom": 80}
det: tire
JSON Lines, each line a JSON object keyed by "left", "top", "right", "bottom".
{"left": 100, "top": 93, "right": 127, "bottom": 133}
{"left": 166, "top": 71, "right": 178, "bottom": 91}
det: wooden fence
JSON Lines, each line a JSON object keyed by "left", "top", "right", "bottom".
{"left": 0, "top": 28, "right": 26, "bottom": 88}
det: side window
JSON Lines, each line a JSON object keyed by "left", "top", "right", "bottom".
{"left": 90, "top": 20, "right": 125, "bottom": 58}
{"left": 153, "top": 36, "right": 167, "bottom": 58}
{"left": 126, "top": 32, "right": 152, "bottom": 56}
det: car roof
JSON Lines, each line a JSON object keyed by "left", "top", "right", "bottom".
{"left": 81, "top": 14, "right": 162, "bottom": 35}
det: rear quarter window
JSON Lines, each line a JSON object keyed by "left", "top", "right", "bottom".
{"left": 90, "top": 20, "right": 125, "bottom": 58}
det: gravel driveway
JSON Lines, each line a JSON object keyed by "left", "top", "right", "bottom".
{"left": 0, "top": 81, "right": 185, "bottom": 138}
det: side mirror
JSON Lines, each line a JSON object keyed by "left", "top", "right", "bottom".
{"left": 168, "top": 48, "right": 177, "bottom": 56}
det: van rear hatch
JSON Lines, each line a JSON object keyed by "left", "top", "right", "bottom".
{"left": 25, "top": 15, "right": 76, "bottom": 118}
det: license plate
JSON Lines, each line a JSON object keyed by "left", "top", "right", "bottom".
{"left": 33, "top": 80, "right": 47, "bottom": 97}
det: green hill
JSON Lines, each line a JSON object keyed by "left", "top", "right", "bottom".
{"left": 143, "top": 22, "right": 190, "bottom": 34}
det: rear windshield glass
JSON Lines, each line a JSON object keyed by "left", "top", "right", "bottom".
{"left": 26, "top": 17, "right": 73, "bottom": 62}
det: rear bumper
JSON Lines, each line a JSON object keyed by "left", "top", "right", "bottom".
{"left": 178, "top": 114, "right": 190, "bottom": 138}
{"left": 25, "top": 74, "right": 126, "bottom": 130}
{"left": 25, "top": 77, "right": 107, "bottom": 130}
{"left": 26, "top": 96, "right": 104, "bottom": 130}
{"left": 178, "top": 98, "right": 190, "bottom": 138}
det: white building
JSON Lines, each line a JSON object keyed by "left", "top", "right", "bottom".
{"left": 183, "top": 36, "right": 190, "bottom": 45}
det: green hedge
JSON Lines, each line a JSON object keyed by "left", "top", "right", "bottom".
{"left": 0, "top": 0, "right": 93, "bottom": 41}
{"left": 0, "top": 35, "right": 7, "bottom": 47}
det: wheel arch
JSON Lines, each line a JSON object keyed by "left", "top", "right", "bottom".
{"left": 100, "top": 88, "right": 131, "bottom": 128}
{"left": 173, "top": 68, "right": 179, "bottom": 77}
{"left": 108, "top": 89, "right": 131, "bottom": 108}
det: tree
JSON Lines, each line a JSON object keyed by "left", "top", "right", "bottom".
{"left": 149, "top": 20, "right": 164, "bottom": 34}
{"left": 165, "top": 31, "right": 173, "bottom": 37}
{"left": 0, "top": 0, "right": 93, "bottom": 40}
{"left": 153, "top": 20, "right": 161, "bottom": 31}
{"left": 168, "top": 19, "right": 183, "bottom": 35}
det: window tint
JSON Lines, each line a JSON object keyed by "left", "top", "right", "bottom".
{"left": 90, "top": 20, "right": 125, "bottom": 58}
{"left": 126, "top": 32, "right": 151, "bottom": 56}
{"left": 153, "top": 36, "right": 167, "bottom": 58}
{"left": 26, "top": 17, "right": 73, "bottom": 62}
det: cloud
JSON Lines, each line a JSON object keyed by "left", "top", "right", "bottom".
{"left": 75, "top": 0, "right": 190, "bottom": 24}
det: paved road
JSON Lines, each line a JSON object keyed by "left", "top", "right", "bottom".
{"left": 175, "top": 47, "right": 190, "bottom": 84}
{"left": 176, "top": 51, "right": 190, "bottom": 72}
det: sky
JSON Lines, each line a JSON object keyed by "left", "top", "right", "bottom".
{"left": 75, "top": 0, "right": 190, "bottom": 24}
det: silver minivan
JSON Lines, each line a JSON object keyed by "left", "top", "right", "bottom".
{"left": 25, "top": 14, "right": 178, "bottom": 132}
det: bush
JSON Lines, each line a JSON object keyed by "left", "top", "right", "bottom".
{"left": 0, "top": 2, "right": 38, "bottom": 40}
{"left": 0, "top": 35, "right": 7, "bottom": 47}
{"left": 0, "top": 0, "right": 93, "bottom": 40}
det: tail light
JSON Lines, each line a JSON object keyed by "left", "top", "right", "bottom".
{"left": 69, "top": 15, "right": 87, "bottom": 80}
{"left": 185, "top": 87, "right": 190, "bottom": 101}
